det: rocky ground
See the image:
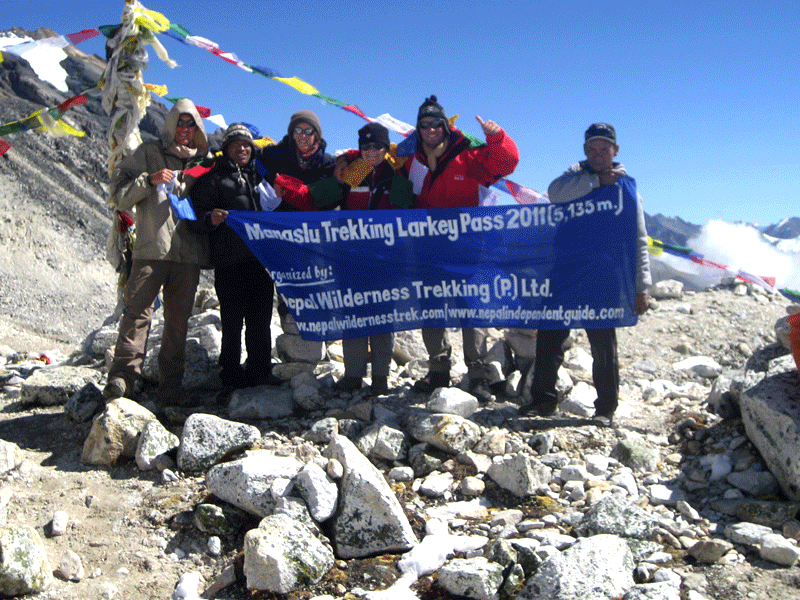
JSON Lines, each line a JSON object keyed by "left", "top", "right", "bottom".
{"left": 1, "top": 279, "right": 799, "bottom": 599}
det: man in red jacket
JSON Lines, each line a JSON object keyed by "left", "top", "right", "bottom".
{"left": 402, "top": 95, "right": 519, "bottom": 402}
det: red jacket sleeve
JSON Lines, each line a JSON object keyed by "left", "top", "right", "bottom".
{"left": 465, "top": 129, "right": 519, "bottom": 184}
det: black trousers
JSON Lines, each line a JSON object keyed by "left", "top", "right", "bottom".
{"left": 531, "top": 327, "right": 619, "bottom": 415}
{"left": 214, "top": 260, "right": 274, "bottom": 386}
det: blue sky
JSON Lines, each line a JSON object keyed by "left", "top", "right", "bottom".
{"left": 2, "top": 0, "right": 798, "bottom": 227}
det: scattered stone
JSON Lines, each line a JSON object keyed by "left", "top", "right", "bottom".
{"left": 243, "top": 513, "right": 334, "bottom": 593}
{"left": 136, "top": 419, "right": 179, "bottom": 471}
{"left": 81, "top": 399, "right": 157, "bottom": 466}
{"left": 177, "top": 413, "right": 260, "bottom": 472}
{"left": 0, "top": 525, "right": 52, "bottom": 596}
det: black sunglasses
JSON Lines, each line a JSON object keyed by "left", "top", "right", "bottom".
{"left": 418, "top": 119, "right": 444, "bottom": 130}
{"left": 293, "top": 126, "right": 315, "bottom": 136}
{"left": 176, "top": 119, "right": 196, "bottom": 128}
{"left": 360, "top": 142, "right": 387, "bottom": 151}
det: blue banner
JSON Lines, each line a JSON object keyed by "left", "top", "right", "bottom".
{"left": 224, "top": 178, "right": 640, "bottom": 341}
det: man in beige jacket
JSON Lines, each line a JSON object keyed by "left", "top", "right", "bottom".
{"left": 103, "top": 99, "right": 211, "bottom": 405}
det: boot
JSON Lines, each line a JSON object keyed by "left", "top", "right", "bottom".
{"left": 333, "top": 376, "right": 363, "bottom": 393}
{"left": 413, "top": 371, "right": 450, "bottom": 393}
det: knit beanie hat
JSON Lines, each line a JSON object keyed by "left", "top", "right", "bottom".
{"left": 288, "top": 110, "right": 322, "bottom": 139}
{"left": 417, "top": 95, "right": 449, "bottom": 135}
{"left": 358, "top": 122, "right": 390, "bottom": 148}
{"left": 221, "top": 123, "right": 254, "bottom": 153}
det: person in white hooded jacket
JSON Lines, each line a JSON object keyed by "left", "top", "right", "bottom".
{"left": 103, "top": 99, "right": 211, "bottom": 405}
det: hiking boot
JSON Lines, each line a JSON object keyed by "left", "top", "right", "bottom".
{"left": 102, "top": 378, "right": 126, "bottom": 401}
{"left": 518, "top": 401, "right": 559, "bottom": 417}
{"left": 333, "top": 376, "right": 363, "bottom": 393}
{"left": 468, "top": 378, "right": 494, "bottom": 404}
{"left": 413, "top": 371, "right": 450, "bottom": 393}
{"left": 247, "top": 371, "right": 283, "bottom": 387}
{"left": 591, "top": 410, "right": 614, "bottom": 427}
{"left": 370, "top": 376, "right": 389, "bottom": 396}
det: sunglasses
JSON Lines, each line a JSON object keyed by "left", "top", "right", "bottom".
{"left": 293, "top": 126, "right": 316, "bottom": 136}
{"left": 360, "top": 142, "right": 387, "bottom": 151}
{"left": 176, "top": 119, "right": 196, "bottom": 128}
{"left": 419, "top": 120, "right": 444, "bottom": 130}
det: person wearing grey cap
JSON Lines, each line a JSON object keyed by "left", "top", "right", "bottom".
{"left": 521, "top": 123, "right": 651, "bottom": 424}
{"left": 189, "top": 123, "right": 282, "bottom": 394}
{"left": 256, "top": 110, "right": 336, "bottom": 207}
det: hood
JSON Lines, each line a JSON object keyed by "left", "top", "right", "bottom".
{"left": 162, "top": 99, "right": 208, "bottom": 153}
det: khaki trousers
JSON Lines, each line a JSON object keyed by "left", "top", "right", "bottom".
{"left": 108, "top": 259, "right": 200, "bottom": 393}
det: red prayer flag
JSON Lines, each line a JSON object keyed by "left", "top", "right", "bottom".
{"left": 65, "top": 29, "right": 101, "bottom": 45}
{"left": 0, "top": 138, "right": 11, "bottom": 156}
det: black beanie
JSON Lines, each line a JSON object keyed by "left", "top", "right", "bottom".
{"left": 358, "top": 122, "right": 390, "bottom": 148}
{"left": 417, "top": 95, "right": 449, "bottom": 135}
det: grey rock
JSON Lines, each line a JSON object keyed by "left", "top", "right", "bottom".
{"left": 518, "top": 534, "right": 635, "bottom": 600}
{"left": 437, "top": 557, "right": 504, "bottom": 600}
{"left": 726, "top": 469, "right": 779, "bottom": 498}
{"left": 575, "top": 495, "right": 660, "bottom": 540}
{"left": 487, "top": 453, "right": 551, "bottom": 497}
{"left": 0, "top": 440, "right": 23, "bottom": 476}
{"left": 20, "top": 365, "right": 102, "bottom": 406}
{"left": 205, "top": 451, "right": 303, "bottom": 517}
{"left": 64, "top": 382, "right": 104, "bottom": 422}
{"left": 81, "top": 399, "right": 156, "bottom": 466}
{"left": 739, "top": 371, "right": 800, "bottom": 500}
{"left": 194, "top": 503, "right": 247, "bottom": 536}
{"left": 356, "top": 423, "right": 406, "bottom": 461}
{"left": 243, "top": 513, "right": 334, "bottom": 593}
{"left": 689, "top": 539, "right": 734, "bottom": 563}
{"left": 612, "top": 439, "right": 661, "bottom": 473}
{"left": 0, "top": 525, "right": 52, "bottom": 596}
{"left": 54, "top": 549, "right": 84, "bottom": 582}
{"left": 725, "top": 521, "right": 774, "bottom": 547}
{"left": 294, "top": 462, "right": 338, "bottom": 522}
{"left": 177, "top": 413, "right": 259, "bottom": 472}
{"left": 323, "top": 435, "right": 417, "bottom": 558}
{"left": 649, "top": 280, "right": 684, "bottom": 300}
{"left": 759, "top": 533, "right": 800, "bottom": 566}
{"left": 408, "top": 413, "right": 481, "bottom": 455}
{"left": 227, "top": 385, "right": 295, "bottom": 420}
{"left": 427, "top": 387, "right": 480, "bottom": 418}
{"left": 135, "top": 419, "right": 179, "bottom": 471}
{"left": 623, "top": 581, "right": 681, "bottom": 600}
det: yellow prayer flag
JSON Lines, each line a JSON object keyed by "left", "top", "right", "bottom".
{"left": 273, "top": 77, "right": 319, "bottom": 95}
{"left": 253, "top": 137, "right": 275, "bottom": 148}
{"left": 144, "top": 83, "right": 168, "bottom": 96}
{"left": 647, "top": 237, "right": 664, "bottom": 256}
{"left": 386, "top": 143, "right": 409, "bottom": 170}
{"left": 133, "top": 8, "right": 171, "bottom": 33}
{"left": 341, "top": 158, "right": 374, "bottom": 188}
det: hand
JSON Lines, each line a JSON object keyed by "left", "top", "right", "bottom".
{"left": 149, "top": 169, "right": 174, "bottom": 186}
{"left": 599, "top": 168, "right": 625, "bottom": 186}
{"left": 476, "top": 115, "right": 500, "bottom": 137}
{"left": 210, "top": 209, "right": 228, "bottom": 226}
{"left": 634, "top": 292, "right": 649, "bottom": 315}
{"left": 333, "top": 156, "right": 349, "bottom": 183}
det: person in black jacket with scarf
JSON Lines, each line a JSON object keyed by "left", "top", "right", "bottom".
{"left": 190, "top": 123, "right": 282, "bottom": 391}
{"left": 257, "top": 110, "right": 336, "bottom": 210}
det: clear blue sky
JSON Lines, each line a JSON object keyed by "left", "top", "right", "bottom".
{"left": 2, "top": 0, "right": 798, "bottom": 227}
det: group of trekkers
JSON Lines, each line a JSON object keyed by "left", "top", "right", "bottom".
{"left": 102, "top": 94, "right": 651, "bottom": 425}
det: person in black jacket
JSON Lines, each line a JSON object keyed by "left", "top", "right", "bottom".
{"left": 189, "top": 123, "right": 282, "bottom": 391}
{"left": 257, "top": 110, "right": 336, "bottom": 210}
